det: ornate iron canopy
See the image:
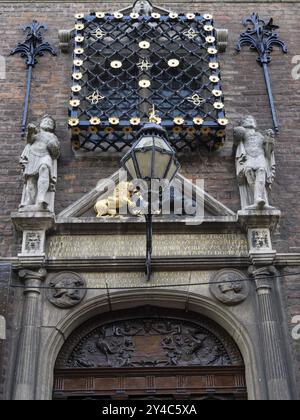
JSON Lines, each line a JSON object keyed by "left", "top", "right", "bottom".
{"left": 69, "top": 9, "right": 228, "bottom": 153}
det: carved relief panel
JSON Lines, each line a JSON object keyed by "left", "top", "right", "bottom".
{"left": 55, "top": 307, "right": 243, "bottom": 369}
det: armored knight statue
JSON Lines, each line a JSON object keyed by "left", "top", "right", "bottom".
{"left": 132, "top": 0, "right": 153, "bottom": 15}
{"left": 19, "top": 115, "right": 60, "bottom": 212}
{"left": 234, "top": 116, "right": 276, "bottom": 210}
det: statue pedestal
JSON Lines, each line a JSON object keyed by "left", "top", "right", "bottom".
{"left": 238, "top": 209, "right": 281, "bottom": 232}
{"left": 11, "top": 212, "right": 55, "bottom": 267}
{"left": 11, "top": 211, "right": 55, "bottom": 232}
{"left": 238, "top": 209, "right": 281, "bottom": 266}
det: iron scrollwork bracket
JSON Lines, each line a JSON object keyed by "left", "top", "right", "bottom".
{"left": 10, "top": 21, "right": 56, "bottom": 136}
{"left": 236, "top": 13, "right": 287, "bottom": 132}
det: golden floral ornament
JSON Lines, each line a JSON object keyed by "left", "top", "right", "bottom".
{"left": 201, "top": 127, "right": 211, "bottom": 135}
{"left": 73, "top": 59, "right": 83, "bottom": 67}
{"left": 137, "top": 59, "right": 153, "bottom": 71}
{"left": 208, "top": 47, "right": 218, "bottom": 55}
{"left": 71, "top": 85, "right": 82, "bottom": 93}
{"left": 186, "top": 13, "right": 195, "bottom": 20}
{"left": 130, "top": 117, "right": 141, "bottom": 126}
{"left": 151, "top": 13, "right": 161, "bottom": 19}
{"left": 90, "top": 117, "right": 101, "bottom": 125}
{"left": 209, "top": 62, "right": 219, "bottom": 69}
{"left": 130, "top": 12, "right": 140, "bottom": 19}
{"left": 183, "top": 28, "right": 198, "bottom": 40}
{"left": 174, "top": 117, "right": 185, "bottom": 125}
{"left": 72, "top": 139, "right": 81, "bottom": 150}
{"left": 123, "top": 127, "right": 133, "bottom": 134}
{"left": 186, "top": 127, "right": 196, "bottom": 135}
{"left": 91, "top": 28, "right": 107, "bottom": 40}
{"left": 74, "top": 48, "right": 84, "bottom": 55}
{"left": 209, "top": 75, "right": 220, "bottom": 83}
{"left": 203, "top": 14, "right": 213, "bottom": 20}
{"left": 187, "top": 94, "right": 206, "bottom": 107}
{"left": 173, "top": 126, "right": 183, "bottom": 134}
{"left": 218, "top": 118, "right": 229, "bottom": 126}
{"left": 86, "top": 90, "right": 105, "bottom": 105}
{"left": 205, "top": 36, "right": 216, "bottom": 44}
{"left": 69, "top": 99, "right": 80, "bottom": 107}
{"left": 212, "top": 89, "right": 222, "bottom": 97}
{"left": 139, "top": 41, "right": 150, "bottom": 49}
{"left": 69, "top": 118, "right": 79, "bottom": 127}
{"left": 104, "top": 127, "right": 114, "bottom": 134}
{"left": 139, "top": 79, "right": 151, "bottom": 88}
{"left": 88, "top": 126, "right": 98, "bottom": 134}
{"left": 111, "top": 60, "right": 122, "bottom": 69}
{"left": 72, "top": 127, "right": 81, "bottom": 135}
{"left": 75, "top": 13, "right": 84, "bottom": 19}
{"left": 193, "top": 117, "right": 204, "bottom": 125}
{"left": 168, "top": 59, "right": 180, "bottom": 68}
{"left": 169, "top": 12, "right": 178, "bottom": 19}
{"left": 114, "top": 12, "right": 124, "bottom": 19}
{"left": 75, "top": 35, "right": 84, "bottom": 43}
{"left": 109, "top": 117, "right": 120, "bottom": 125}
{"left": 204, "top": 25, "right": 214, "bottom": 32}
{"left": 216, "top": 129, "right": 226, "bottom": 137}
{"left": 214, "top": 102, "right": 224, "bottom": 109}
{"left": 72, "top": 72, "right": 83, "bottom": 81}
{"left": 96, "top": 12, "right": 105, "bottom": 18}
{"left": 75, "top": 23, "right": 84, "bottom": 31}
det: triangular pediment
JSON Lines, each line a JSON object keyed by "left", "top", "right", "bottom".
{"left": 57, "top": 170, "right": 236, "bottom": 222}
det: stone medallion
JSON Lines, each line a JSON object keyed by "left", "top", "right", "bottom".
{"left": 210, "top": 269, "right": 249, "bottom": 306}
{"left": 47, "top": 272, "right": 86, "bottom": 309}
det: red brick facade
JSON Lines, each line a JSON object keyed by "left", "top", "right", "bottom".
{"left": 0, "top": 1, "right": 299, "bottom": 399}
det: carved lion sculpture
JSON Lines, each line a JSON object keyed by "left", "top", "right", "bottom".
{"left": 94, "top": 181, "right": 147, "bottom": 217}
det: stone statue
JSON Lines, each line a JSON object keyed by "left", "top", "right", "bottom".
{"left": 19, "top": 115, "right": 60, "bottom": 213}
{"left": 234, "top": 116, "right": 276, "bottom": 210}
{"left": 132, "top": 0, "right": 153, "bottom": 15}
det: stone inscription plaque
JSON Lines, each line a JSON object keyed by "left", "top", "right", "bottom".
{"left": 47, "top": 234, "right": 248, "bottom": 259}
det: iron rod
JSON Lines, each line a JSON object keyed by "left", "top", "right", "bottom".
{"left": 263, "top": 63, "right": 279, "bottom": 132}
{"left": 22, "top": 65, "right": 33, "bottom": 135}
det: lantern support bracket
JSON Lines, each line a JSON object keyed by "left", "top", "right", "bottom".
{"left": 236, "top": 13, "right": 287, "bottom": 132}
{"left": 10, "top": 21, "right": 56, "bottom": 136}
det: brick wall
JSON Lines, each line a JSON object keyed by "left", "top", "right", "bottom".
{"left": 0, "top": 1, "right": 299, "bottom": 256}
{"left": 0, "top": 0, "right": 299, "bottom": 398}
{"left": 0, "top": 264, "right": 11, "bottom": 400}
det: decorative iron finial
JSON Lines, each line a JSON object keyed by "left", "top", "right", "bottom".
{"left": 236, "top": 13, "right": 287, "bottom": 132}
{"left": 148, "top": 105, "right": 161, "bottom": 124}
{"left": 10, "top": 21, "right": 56, "bottom": 136}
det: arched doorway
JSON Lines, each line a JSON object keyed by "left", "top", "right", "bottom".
{"left": 53, "top": 307, "right": 247, "bottom": 400}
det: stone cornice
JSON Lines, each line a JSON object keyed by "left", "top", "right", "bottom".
{"left": 6, "top": 253, "right": 300, "bottom": 272}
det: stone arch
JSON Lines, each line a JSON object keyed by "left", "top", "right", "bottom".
{"left": 36, "top": 290, "right": 262, "bottom": 400}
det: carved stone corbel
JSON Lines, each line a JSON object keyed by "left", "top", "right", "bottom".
{"left": 58, "top": 29, "right": 73, "bottom": 53}
{"left": 215, "top": 29, "right": 228, "bottom": 52}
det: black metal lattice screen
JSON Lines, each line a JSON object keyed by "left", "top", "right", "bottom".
{"left": 69, "top": 11, "right": 228, "bottom": 153}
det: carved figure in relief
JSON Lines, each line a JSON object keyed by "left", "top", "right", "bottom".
{"left": 132, "top": 0, "right": 153, "bottom": 15}
{"left": 234, "top": 116, "right": 276, "bottom": 210}
{"left": 19, "top": 115, "right": 60, "bottom": 212}
{"left": 94, "top": 181, "right": 148, "bottom": 217}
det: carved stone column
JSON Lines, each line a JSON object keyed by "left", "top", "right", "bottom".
{"left": 13, "top": 268, "right": 46, "bottom": 400}
{"left": 250, "top": 266, "right": 291, "bottom": 400}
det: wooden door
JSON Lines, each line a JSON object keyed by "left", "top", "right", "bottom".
{"left": 53, "top": 307, "right": 247, "bottom": 400}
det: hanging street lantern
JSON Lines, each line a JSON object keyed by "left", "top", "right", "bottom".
{"left": 121, "top": 107, "right": 181, "bottom": 281}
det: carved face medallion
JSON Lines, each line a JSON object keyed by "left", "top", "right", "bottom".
{"left": 47, "top": 272, "right": 86, "bottom": 309}
{"left": 210, "top": 269, "right": 249, "bottom": 306}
